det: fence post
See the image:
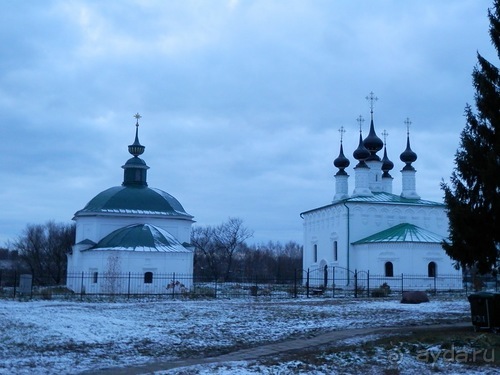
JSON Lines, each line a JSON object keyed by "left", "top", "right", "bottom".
{"left": 323, "top": 265, "right": 328, "bottom": 290}
{"left": 401, "top": 273, "right": 404, "bottom": 295}
{"left": 13, "top": 270, "right": 17, "bottom": 299}
{"left": 80, "top": 271, "right": 84, "bottom": 301}
{"left": 367, "top": 270, "right": 370, "bottom": 298}
{"left": 433, "top": 274, "right": 437, "bottom": 295}
{"left": 127, "top": 272, "right": 131, "bottom": 299}
{"left": 332, "top": 267, "right": 335, "bottom": 298}
{"left": 293, "top": 269, "right": 298, "bottom": 298}
{"left": 306, "top": 268, "right": 310, "bottom": 298}
{"left": 172, "top": 272, "right": 176, "bottom": 299}
{"left": 354, "top": 269, "right": 358, "bottom": 298}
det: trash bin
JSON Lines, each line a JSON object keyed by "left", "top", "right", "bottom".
{"left": 467, "top": 292, "right": 500, "bottom": 332}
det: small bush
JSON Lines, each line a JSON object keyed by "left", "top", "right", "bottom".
{"left": 354, "top": 284, "right": 366, "bottom": 296}
{"left": 41, "top": 289, "right": 52, "bottom": 300}
{"left": 250, "top": 286, "right": 258, "bottom": 296}
{"left": 189, "top": 286, "right": 216, "bottom": 299}
{"left": 372, "top": 283, "right": 391, "bottom": 298}
{"left": 371, "top": 288, "right": 387, "bottom": 297}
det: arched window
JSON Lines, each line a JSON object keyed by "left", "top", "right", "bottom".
{"left": 384, "top": 262, "right": 394, "bottom": 277}
{"left": 333, "top": 241, "right": 338, "bottom": 262}
{"left": 144, "top": 272, "right": 153, "bottom": 284}
{"left": 428, "top": 262, "right": 437, "bottom": 277}
{"left": 92, "top": 272, "right": 98, "bottom": 284}
{"left": 313, "top": 244, "right": 318, "bottom": 263}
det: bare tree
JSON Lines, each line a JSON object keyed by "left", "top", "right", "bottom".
{"left": 192, "top": 225, "right": 221, "bottom": 280}
{"left": 191, "top": 217, "right": 253, "bottom": 281}
{"left": 214, "top": 217, "right": 253, "bottom": 281}
{"left": 240, "top": 241, "right": 303, "bottom": 282}
{"left": 103, "top": 254, "right": 122, "bottom": 294}
{"left": 46, "top": 221, "right": 75, "bottom": 284}
{"left": 11, "top": 221, "right": 75, "bottom": 284}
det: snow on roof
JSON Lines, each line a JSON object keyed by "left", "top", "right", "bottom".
{"left": 86, "top": 223, "right": 192, "bottom": 253}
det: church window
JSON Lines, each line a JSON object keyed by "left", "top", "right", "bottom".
{"left": 428, "top": 262, "right": 437, "bottom": 277}
{"left": 144, "top": 271, "right": 153, "bottom": 284}
{"left": 313, "top": 244, "right": 318, "bottom": 263}
{"left": 384, "top": 262, "right": 394, "bottom": 277}
{"left": 92, "top": 271, "right": 98, "bottom": 284}
{"left": 333, "top": 241, "right": 338, "bottom": 261}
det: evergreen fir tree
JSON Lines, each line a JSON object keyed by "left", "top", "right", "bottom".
{"left": 441, "top": 1, "right": 500, "bottom": 274}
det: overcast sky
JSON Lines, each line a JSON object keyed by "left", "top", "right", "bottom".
{"left": 1, "top": 0, "right": 496, "bottom": 246}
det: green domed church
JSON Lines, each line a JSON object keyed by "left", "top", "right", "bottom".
{"left": 66, "top": 114, "right": 195, "bottom": 294}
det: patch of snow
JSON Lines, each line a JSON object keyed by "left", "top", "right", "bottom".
{"left": 0, "top": 295, "right": 475, "bottom": 374}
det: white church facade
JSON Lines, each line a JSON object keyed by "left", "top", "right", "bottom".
{"left": 301, "top": 96, "right": 461, "bottom": 291}
{"left": 66, "top": 114, "right": 194, "bottom": 294}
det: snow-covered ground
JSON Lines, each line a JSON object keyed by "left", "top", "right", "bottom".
{"left": 0, "top": 294, "right": 496, "bottom": 374}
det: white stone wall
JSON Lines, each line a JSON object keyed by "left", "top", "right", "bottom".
{"left": 352, "top": 242, "right": 457, "bottom": 276}
{"left": 67, "top": 250, "right": 194, "bottom": 294}
{"left": 68, "top": 210, "right": 195, "bottom": 294}
{"left": 302, "top": 200, "right": 456, "bottom": 287}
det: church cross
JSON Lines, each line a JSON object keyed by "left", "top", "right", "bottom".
{"left": 338, "top": 126, "right": 346, "bottom": 143}
{"left": 366, "top": 91, "right": 378, "bottom": 113}
{"left": 404, "top": 117, "right": 412, "bottom": 136}
{"left": 356, "top": 115, "right": 365, "bottom": 133}
{"left": 134, "top": 113, "right": 142, "bottom": 127}
{"left": 381, "top": 129, "right": 389, "bottom": 145}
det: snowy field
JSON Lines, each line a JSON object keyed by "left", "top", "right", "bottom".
{"left": 0, "top": 294, "right": 497, "bottom": 374}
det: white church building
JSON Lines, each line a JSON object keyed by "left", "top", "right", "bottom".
{"left": 301, "top": 96, "right": 461, "bottom": 291}
{"left": 66, "top": 114, "right": 194, "bottom": 294}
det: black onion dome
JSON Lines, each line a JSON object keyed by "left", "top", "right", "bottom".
{"left": 381, "top": 146, "right": 394, "bottom": 177}
{"left": 400, "top": 135, "right": 417, "bottom": 170}
{"left": 334, "top": 143, "right": 350, "bottom": 175}
{"left": 353, "top": 133, "right": 370, "bottom": 167}
{"left": 363, "top": 119, "right": 384, "bottom": 161}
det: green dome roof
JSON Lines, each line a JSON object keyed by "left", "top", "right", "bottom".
{"left": 90, "top": 224, "right": 192, "bottom": 252}
{"left": 76, "top": 186, "right": 193, "bottom": 219}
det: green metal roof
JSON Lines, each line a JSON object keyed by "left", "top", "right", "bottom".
{"left": 352, "top": 223, "right": 445, "bottom": 245}
{"left": 75, "top": 186, "right": 193, "bottom": 219}
{"left": 345, "top": 192, "right": 443, "bottom": 206}
{"left": 301, "top": 192, "right": 443, "bottom": 216}
{"left": 89, "top": 223, "right": 192, "bottom": 252}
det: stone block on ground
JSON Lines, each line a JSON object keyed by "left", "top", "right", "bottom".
{"left": 401, "top": 291, "right": 429, "bottom": 304}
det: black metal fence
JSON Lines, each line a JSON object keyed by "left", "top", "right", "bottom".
{"left": 0, "top": 266, "right": 493, "bottom": 300}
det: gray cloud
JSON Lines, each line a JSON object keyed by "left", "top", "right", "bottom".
{"left": 0, "top": 0, "right": 495, "bottom": 245}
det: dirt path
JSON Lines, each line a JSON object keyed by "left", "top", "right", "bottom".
{"left": 90, "top": 321, "right": 471, "bottom": 374}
